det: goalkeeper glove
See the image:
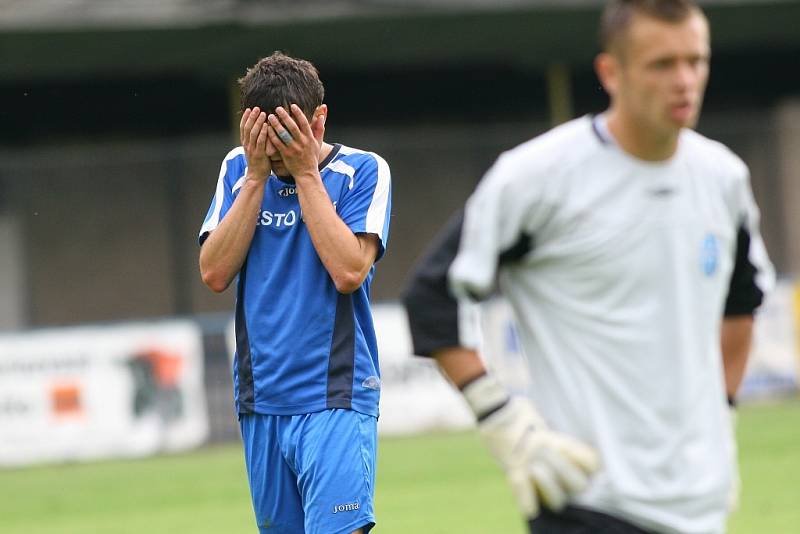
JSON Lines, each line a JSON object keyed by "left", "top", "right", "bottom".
{"left": 461, "top": 373, "right": 599, "bottom": 518}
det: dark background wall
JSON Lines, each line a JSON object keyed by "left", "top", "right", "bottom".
{"left": 1, "top": 0, "right": 799, "bottom": 328}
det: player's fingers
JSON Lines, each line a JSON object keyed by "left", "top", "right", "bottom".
{"left": 290, "top": 104, "right": 313, "bottom": 136}
{"left": 249, "top": 112, "right": 267, "bottom": 148}
{"left": 239, "top": 108, "right": 251, "bottom": 142}
{"left": 274, "top": 106, "right": 303, "bottom": 141}
{"left": 255, "top": 119, "right": 269, "bottom": 152}
{"left": 507, "top": 470, "right": 538, "bottom": 518}
{"left": 530, "top": 461, "right": 568, "bottom": 512}
{"left": 541, "top": 447, "right": 590, "bottom": 495}
{"left": 267, "top": 124, "right": 286, "bottom": 151}
{"left": 242, "top": 107, "right": 260, "bottom": 145}
{"left": 557, "top": 436, "right": 600, "bottom": 475}
{"left": 267, "top": 114, "right": 292, "bottom": 148}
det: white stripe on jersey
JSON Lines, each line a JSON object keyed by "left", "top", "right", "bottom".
{"left": 457, "top": 298, "right": 482, "bottom": 350}
{"left": 337, "top": 145, "right": 391, "bottom": 240}
{"left": 231, "top": 175, "right": 246, "bottom": 194}
{"left": 328, "top": 160, "right": 356, "bottom": 189}
{"left": 337, "top": 145, "right": 358, "bottom": 156}
{"left": 750, "top": 232, "right": 775, "bottom": 295}
{"left": 740, "top": 181, "right": 776, "bottom": 296}
{"left": 200, "top": 146, "right": 244, "bottom": 237}
{"left": 365, "top": 153, "right": 391, "bottom": 239}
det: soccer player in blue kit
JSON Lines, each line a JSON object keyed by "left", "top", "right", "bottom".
{"left": 199, "top": 52, "right": 391, "bottom": 534}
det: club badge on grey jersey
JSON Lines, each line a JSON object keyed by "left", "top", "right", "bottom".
{"left": 701, "top": 234, "right": 720, "bottom": 276}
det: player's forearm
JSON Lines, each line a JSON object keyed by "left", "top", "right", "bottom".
{"left": 199, "top": 179, "right": 265, "bottom": 292}
{"left": 434, "top": 347, "right": 488, "bottom": 389}
{"left": 721, "top": 315, "right": 754, "bottom": 399}
{"left": 295, "top": 172, "right": 373, "bottom": 293}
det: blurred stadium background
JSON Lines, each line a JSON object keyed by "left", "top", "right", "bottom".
{"left": 1, "top": 0, "right": 799, "bottom": 532}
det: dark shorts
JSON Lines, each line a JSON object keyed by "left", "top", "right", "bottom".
{"left": 529, "top": 505, "right": 655, "bottom": 534}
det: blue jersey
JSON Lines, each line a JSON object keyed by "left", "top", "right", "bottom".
{"left": 199, "top": 143, "right": 392, "bottom": 417}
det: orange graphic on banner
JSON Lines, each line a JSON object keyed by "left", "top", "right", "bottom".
{"left": 794, "top": 284, "right": 800, "bottom": 374}
{"left": 128, "top": 348, "right": 186, "bottom": 421}
{"left": 138, "top": 348, "right": 183, "bottom": 387}
{"left": 51, "top": 383, "right": 83, "bottom": 417}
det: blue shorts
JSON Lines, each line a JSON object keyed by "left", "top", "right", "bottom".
{"left": 240, "top": 409, "right": 377, "bottom": 534}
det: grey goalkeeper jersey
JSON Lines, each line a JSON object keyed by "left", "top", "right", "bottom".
{"left": 403, "top": 115, "right": 774, "bottom": 534}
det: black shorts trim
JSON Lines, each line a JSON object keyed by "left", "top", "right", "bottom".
{"left": 528, "top": 505, "right": 654, "bottom": 534}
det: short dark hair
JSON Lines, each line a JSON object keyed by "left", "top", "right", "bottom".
{"left": 600, "top": 0, "right": 701, "bottom": 52}
{"left": 237, "top": 51, "right": 324, "bottom": 119}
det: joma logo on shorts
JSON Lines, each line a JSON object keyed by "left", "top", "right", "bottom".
{"left": 332, "top": 501, "right": 360, "bottom": 514}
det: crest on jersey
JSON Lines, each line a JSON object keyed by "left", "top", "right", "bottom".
{"left": 700, "top": 234, "right": 719, "bottom": 276}
{"left": 362, "top": 376, "right": 381, "bottom": 391}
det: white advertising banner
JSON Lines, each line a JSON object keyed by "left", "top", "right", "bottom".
{"left": 372, "top": 304, "right": 473, "bottom": 435}
{"left": 0, "top": 320, "right": 208, "bottom": 467}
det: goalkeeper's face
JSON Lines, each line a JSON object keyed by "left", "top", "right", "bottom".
{"left": 601, "top": 10, "right": 710, "bottom": 137}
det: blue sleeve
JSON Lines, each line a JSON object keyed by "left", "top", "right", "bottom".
{"left": 199, "top": 149, "right": 245, "bottom": 245}
{"left": 337, "top": 153, "right": 392, "bottom": 261}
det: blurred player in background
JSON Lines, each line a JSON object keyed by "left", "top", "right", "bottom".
{"left": 403, "top": 1, "right": 773, "bottom": 532}
{"left": 198, "top": 52, "right": 392, "bottom": 534}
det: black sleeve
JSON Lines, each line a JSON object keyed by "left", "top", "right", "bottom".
{"left": 401, "top": 210, "right": 465, "bottom": 358}
{"left": 724, "top": 223, "right": 765, "bottom": 316}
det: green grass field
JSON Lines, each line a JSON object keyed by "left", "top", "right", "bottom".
{"left": 1, "top": 399, "right": 798, "bottom": 534}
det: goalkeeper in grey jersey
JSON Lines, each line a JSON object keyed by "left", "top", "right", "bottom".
{"left": 402, "top": 1, "right": 773, "bottom": 533}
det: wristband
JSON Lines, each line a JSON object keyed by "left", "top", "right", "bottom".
{"left": 461, "top": 373, "right": 511, "bottom": 422}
